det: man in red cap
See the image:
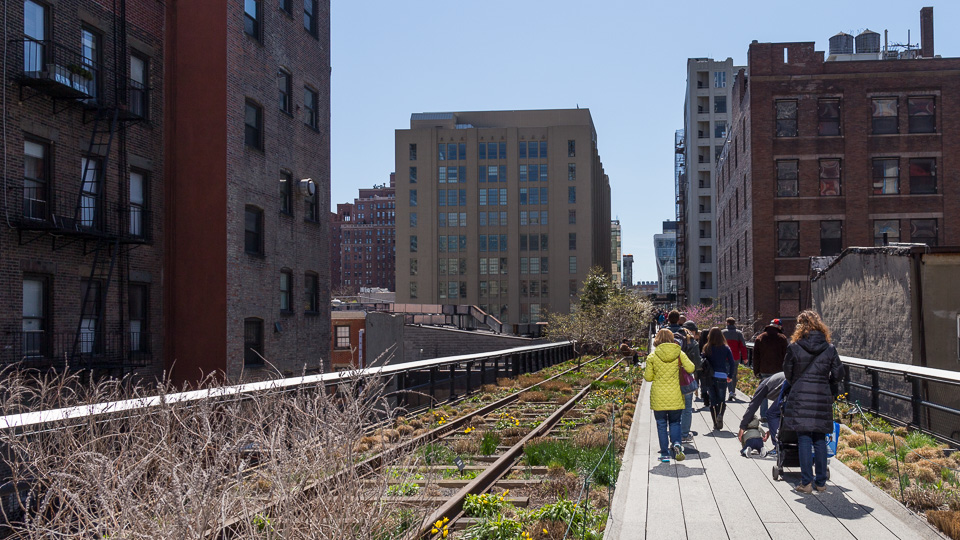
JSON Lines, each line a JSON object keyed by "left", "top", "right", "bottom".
{"left": 752, "top": 318, "right": 789, "bottom": 421}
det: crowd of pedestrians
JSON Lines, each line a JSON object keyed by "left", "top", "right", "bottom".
{"left": 640, "top": 308, "right": 843, "bottom": 494}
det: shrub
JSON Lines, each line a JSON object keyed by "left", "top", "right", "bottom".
{"left": 463, "top": 516, "right": 524, "bottom": 540}
{"left": 927, "top": 510, "right": 960, "bottom": 540}
{"left": 420, "top": 443, "right": 455, "bottom": 465}
{"left": 904, "top": 486, "right": 947, "bottom": 510}
{"left": 396, "top": 424, "right": 415, "bottom": 436}
{"left": 863, "top": 454, "right": 890, "bottom": 474}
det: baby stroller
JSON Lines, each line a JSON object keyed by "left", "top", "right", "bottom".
{"left": 771, "top": 394, "right": 838, "bottom": 482}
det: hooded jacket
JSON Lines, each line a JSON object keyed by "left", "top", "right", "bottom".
{"left": 781, "top": 331, "right": 845, "bottom": 434}
{"left": 753, "top": 325, "right": 789, "bottom": 376}
{"left": 643, "top": 342, "right": 695, "bottom": 411}
{"left": 723, "top": 325, "right": 748, "bottom": 363}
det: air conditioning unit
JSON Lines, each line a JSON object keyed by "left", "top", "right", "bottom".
{"left": 298, "top": 178, "right": 316, "bottom": 197}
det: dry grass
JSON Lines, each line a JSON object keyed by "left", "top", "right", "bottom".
{"left": 836, "top": 448, "right": 863, "bottom": 462}
{"left": 0, "top": 367, "right": 427, "bottom": 539}
{"left": 453, "top": 434, "right": 481, "bottom": 455}
{"left": 591, "top": 412, "right": 609, "bottom": 424}
{"left": 572, "top": 426, "right": 609, "bottom": 449}
{"left": 927, "top": 510, "right": 960, "bottom": 540}
{"left": 904, "top": 486, "right": 948, "bottom": 510}
{"left": 481, "top": 384, "right": 499, "bottom": 393}
{"left": 906, "top": 446, "right": 945, "bottom": 463}
{"left": 397, "top": 424, "right": 415, "bottom": 437}
{"left": 845, "top": 461, "right": 867, "bottom": 474}
{"left": 540, "top": 380, "right": 573, "bottom": 393}
{"left": 519, "top": 390, "right": 549, "bottom": 402}
{"left": 517, "top": 374, "right": 546, "bottom": 387}
{"left": 842, "top": 433, "right": 866, "bottom": 447}
{"left": 496, "top": 377, "right": 518, "bottom": 388}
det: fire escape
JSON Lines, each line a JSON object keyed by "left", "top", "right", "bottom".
{"left": 8, "top": 0, "right": 152, "bottom": 374}
{"left": 674, "top": 130, "right": 687, "bottom": 305}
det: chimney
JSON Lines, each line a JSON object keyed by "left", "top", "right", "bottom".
{"left": 920, "top": 6, "right": 934, "bottom": 58}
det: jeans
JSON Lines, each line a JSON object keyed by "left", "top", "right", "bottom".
{"left": 798, "top": 432, "right": 829, "bottom": 487}
{"left": 768, "top": 392, "right": 782, "bottom": 448}
{"left": 681, "top": 392, "right": 694, "bottom": 437}
{"left": 707, "top": 378, "right": 727, "bottom": 410}
{"left": 758, "top": 373, "right": 775, "bottom": 418}
{"left": 728, "top": 364, "right": 739, "bottom": 398}
{"left": 653, "top": 409, "right": 683, "bottom": 457}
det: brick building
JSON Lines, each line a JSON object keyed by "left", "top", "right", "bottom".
{"left": 330, "top": 310, "right": 366, "bottom": 369}
{"left": 394, "top": 109, "right": 612, "bottom": 323}
{"left": 1, "top": 0, "right": 165, "bottom": 376}
{"left": 330, "top": 174, "right": 396, "bottom": 293}
{"left": 716, "top": 7, "right": 958, "bottom": 333}
{"left": 164, "top": 0, "right": 331, "bottom": 382}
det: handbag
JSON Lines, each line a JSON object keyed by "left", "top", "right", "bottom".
{"left": 679, "top": 357, "right": 698, "bottom": 394}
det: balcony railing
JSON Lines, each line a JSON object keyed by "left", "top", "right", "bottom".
{"left": 16, "top": 186, "right": 152, "bottom": 243}
{"left": 1, "top": 330, "right": 152, "bottom": 371}
{"left": 13, "top": 39, "right": 101, "bottom": 101}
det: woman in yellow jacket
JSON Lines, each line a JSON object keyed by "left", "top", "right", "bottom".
{"left": 644, "top": 328, "right": 696, "bottom": 463}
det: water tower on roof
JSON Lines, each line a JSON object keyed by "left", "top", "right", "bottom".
{"left": 829, "top": 32, "right": 854, "bottom": 55}
{"left": 856, "top": 29, "right": 881, "bottom": 54}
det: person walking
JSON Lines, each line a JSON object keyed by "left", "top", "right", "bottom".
{"left": 644, "top": 329, "right": 696, "bottom": 463}
{"left": 722, "top": 318, "right": 748, "bottom": 402}
{"left": 781, "top": 310, "right": 844, "bottom": 494}
{"left": 752, "top": 319, "right": 789, "bottom": 421}
{"left": 664, "top": 310, "right": 684, "bottom": 335}
{"left": 702, "top": 327, "right": 736, "bottom": 431}
{"left": 679, "top": 322, "right": 702, "bottom": 443}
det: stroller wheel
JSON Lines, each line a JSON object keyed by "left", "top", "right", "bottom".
{"left": 772, "top": 466, "right": 779, "bottom": 481}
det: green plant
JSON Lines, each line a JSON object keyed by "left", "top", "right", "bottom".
{"left": 252, "top": 513, "right": 272, "bottom": 534}
{"left": 463, "top": 516, "right": 524, "bottom": 540}
{"left": 441, "top": 468, "right": 478, "bottom": 479}
{"left": 463, "top": 492, "right": 507, "bottom": 517}
{"left": 479, "top": 432, "right": 501, "bottom": 456}
{"left": 420, "top": 443, "right": 455, "bottom": 465}
{"left": 523, "top": 440, "right": 621, "bottom": 486}
{"left": 386, "top": 482, "right": 420, "bottom": 496}
{"left": 373, "top": 509, "right": 418, "bottom": 540}
{"left": 530, "top": 499, "right": 605, "bottom": 540}
{"left": 590, "top": 379, "right": 629, "bottom": 391}
{"left": 906, "top": 431, "right": 938, "bottom": 449}
{"left": 864, "top": 453, "right": 890, "bottom": 474}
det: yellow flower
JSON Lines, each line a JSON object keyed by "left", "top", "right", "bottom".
{"left": 442, "top": 529, "right": 449, "bottom": 538}
{"left": 543, "top": 528, "right": 549, "bottom": 534}
{"left": 443, "top": 517, "right": 449, "bottom": 524}
{"left": 431, "top": 528, "right": 439, "bottom": 534}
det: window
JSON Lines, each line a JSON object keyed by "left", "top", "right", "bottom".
{"left": 244, "top": 100, "right": 262, "bottom": 149}
{"left": 776, "top": 160, "right": 798, "bottom": 197}
{"left": 568, "top": 210, "right": 576, "bottom": 224}
{"left": 409, "top": 212, "right": 417, "bottom": 227}
{"left": 127, "top": 283, "right": 148, "bottom": 353}
{"left": 409, "top": 189, "right": 417, "bottom": 207}
{"left": 409, "top": 259, "right": 418, "bottom": 276}
{"left": 714, "top": 71, "right": 726, "bottom": 88}
{"left": 245, "top": 206, "right": 264, "bottom": 255}
{"left": 872, "top": 98, "right": 898, "bottom": 134}
{"left": 714, "top": 120, "right": 727, "bottom": 139}
{"left": 80, "top": 157, "right": 101, "bottom": 229}
{"left": 244, "top": 0, "right": 260, "bottom": 39}
{"left": 304, "top": 273, "right": 318, "bottom": 312}
{"left": 911, "top": 219, "right": 938, "bottom": 246}
{"left": 277, "top": 170, "right": 293, "bottom": 215}
{"left": 303, "top": 87, "right": 318, "bottom": 129}
{"left": 568, "top": 186, "right": 576, "bottom": 204}
{"left": 244, "top": 318, "right": 264, "bottom": 365}
{"left": 775, "top": 100, "right": 798, "bottom": 137}
{"left": 129, "top": 54, "right": 149, "bottom": 118}
{"left": 80, "top": 280, "right": 102, "bottom": 354}
{"left": 777, "top": 282, "right": 801, "bottom": 317}
{"left": 80, "top": 27, "right": 100, "bottom": 99}
{"left": 820, "top": 221, "right": 842, "bottom": 256}
{"left": 874, "top": 220, "right": 900, "bottom": 245}
{"left": 872, "top": 158, "right": 899, "bottom": 194}
{"left": 409, "top": 282, "right": 418, "bottom": 299}
{"left": 908, "top": 97, "right": 935, "bottom": 133}
{"left": 129, "top": 170, "right": 146, "bottom": 237}
{"left": 714, "top": 96, "right": 727, "bottom": 114}
{"left": 408, "top": 166, "right": 417, "bottom": 184}
{"left": 568, "top": 140, "right": 576, "bottom": 157}
{"left": 819, "top": 159, "right": 841, "bottom": 196}
{"left": 818, "top": 99, "right": 841, "bottom": 136}
{"left": 777, "top": 221, "right": 799, "bottom": 257}
{"left": 22, "top": 276, "right": 47, "bottom": 357}
{"left": 409, "top": 143, "right": 417, "bottom": 161}
{"left": 23, "top": 138, "right": 49, "bottom": 221}
{"left": 335, "top": 326, "right": 350, "bottom": 349}
{"left": 280, "top": 0, "right": 292, "bottom": 13}
{"left": 23, "top": 1, "right": 48, "bottom": 74}
{"left": 409, "top": 235, "right": 417, "bottom": 252}
{"left": 700, "top": 272, "right": 712, "bottom": 290}
{"left": 909, "top": 158, "right": 936, "bottom": 194}
{"left": 303, "top": 0, "right": 317, "bottom": 35}
{"left": 278, "top": 69, "right": 292, "bottom": 113}
{"left": 568, "top": 163, "right": 576, "bottom": 181}
{"left": 280, "top": 270, "right": 292, "bottom": 312}
{"left": 569, "top": 233, "right": 576, "bottom": 250}
{"left": 569, "top": 256, "right": 577, "bottom": 274}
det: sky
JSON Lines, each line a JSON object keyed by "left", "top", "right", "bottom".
{"left": 330, "top": 0, "right": 959, "bottom": 282}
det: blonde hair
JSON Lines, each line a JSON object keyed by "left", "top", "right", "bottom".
{"left": 654, "top": 329, "right": 674, "bottom": 347}
{"left": 790, "top": 310, "right": 832, "bottom": 343}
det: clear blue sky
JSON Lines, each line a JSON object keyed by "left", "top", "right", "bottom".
{"left": 330, "top": 0, "right": 957, "bottom": 282}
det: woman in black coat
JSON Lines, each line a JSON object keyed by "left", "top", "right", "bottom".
{"left": 781, "top": 310, "right": 844, "bottom": 494}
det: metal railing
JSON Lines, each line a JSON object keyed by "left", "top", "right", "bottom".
{"left": 15, "top": 186, "right": 152, "bottom": 243}
{"left": 746, "top": 343, "right": 960, "bottom": 446}
{"left": 0, "top": 330, "right": 153, "bottom": 372}
{"left": 14, "top": 39, "right": 102, "bottom": 101}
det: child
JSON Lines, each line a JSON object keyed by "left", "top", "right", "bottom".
{"left": 739, "top": 415, "right": 768, "bottom": 457}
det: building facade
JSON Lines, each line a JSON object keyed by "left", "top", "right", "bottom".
{"left": 622, "top": 254, "right": 634, "bottom": 287}
{"left": 164, "top": 0, "right": 331, "bottom": 382}
{"left": 681, "top": 58, "right": 742, "bottom": 305}
{"left": 717, "top": 7, "right": 957, "bottom": 331}
{"left": 655, "top": 221, "right": 678, "bottom": 294}
{"left": 394, "top": 109, "right": 612, "bottom": 324}
{"left": 330, "top": 175, "right": 396, "bottom": 293}
{"left": 1, "top": 0, "right": 165, "bottom": 377}
{"left": 611, "top": 220, "right": 622, "bottom": 287}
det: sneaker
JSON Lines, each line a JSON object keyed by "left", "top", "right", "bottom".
{"left": 728, "top": 396, "right": 736, "bottom": 402}
{"left": 659, "top": 455, "right": 671, "bottom": 463}
{"left": 673, "top": 443, "right": 685, "bottom": 462}
{"left": 760, "top": 449, "right": 768, "bottom": 458}
{"left": 760, "top": 417, "right": 768, "bottom": 424}
{"left": 740, "top": 449, "right": 748, "bottom": 458}
{"left": 682, "top": 435, "right": 694, "bottom": 443}
{"left": 767, "top": 449, "right": 778, "bottom": 457}
{"left": 795, "top": 483, "right": 813, "bottom": 494}
{"left": 815, "top": 485, "right": 827, "bottom": 493}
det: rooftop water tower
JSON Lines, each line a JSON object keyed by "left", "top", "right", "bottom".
{"left": 856, "top": 29, "right": 881, "bottom": 54}
{"left": 829, "top": 32, "right": 854, "bottom": 55}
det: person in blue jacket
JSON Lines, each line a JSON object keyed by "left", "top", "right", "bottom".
{"left": 701, "top": 327, "right": 736, "bottom": 431}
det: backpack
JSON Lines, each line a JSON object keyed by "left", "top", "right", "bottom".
{"left": 700, "top": 347, "right": 716, "bottom": 379}
{"left": 674, "top": 331, "right": 703, "bottom": 372}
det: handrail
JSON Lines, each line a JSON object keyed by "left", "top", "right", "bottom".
{"left": 0, "top": 341, "right": 574, "bottom": 431}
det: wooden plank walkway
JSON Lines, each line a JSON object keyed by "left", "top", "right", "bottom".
{"left": 605, "top": 376, "right": 945, "bottom": 539}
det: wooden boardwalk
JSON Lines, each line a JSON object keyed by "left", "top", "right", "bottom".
{"left": 605, "top": 377, "right": 945, "bottom": 539}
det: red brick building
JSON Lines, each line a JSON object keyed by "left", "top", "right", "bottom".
{"left": 330, "top": 174, "right": 396, "bottom": 293}
{"left": 330, "top": 311, "right": 366, "bottom": 369}
{"left": 164, "top": 0, "right": 331, "bottom": 382}
{"left": 1, "top": 0, "right": 165, "bottom": 377}
{"left": 717, "top": 7, "right": 959, "bottom": 333}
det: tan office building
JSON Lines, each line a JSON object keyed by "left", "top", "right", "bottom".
{"left": 395, "top": 109, "right": 611, "bottom": 324}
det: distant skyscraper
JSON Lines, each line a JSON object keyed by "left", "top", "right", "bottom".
{"left": 622, "top": 254, "right": 634, "bottom": 287}
{"left": 611, "top": 220, "right": 622, "bottom": 287}
{"left": 394, "top": 109, "right": 612, "bottom": 324}
{"left": 655, "top": 221, "right": 678, "bottom": 294}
